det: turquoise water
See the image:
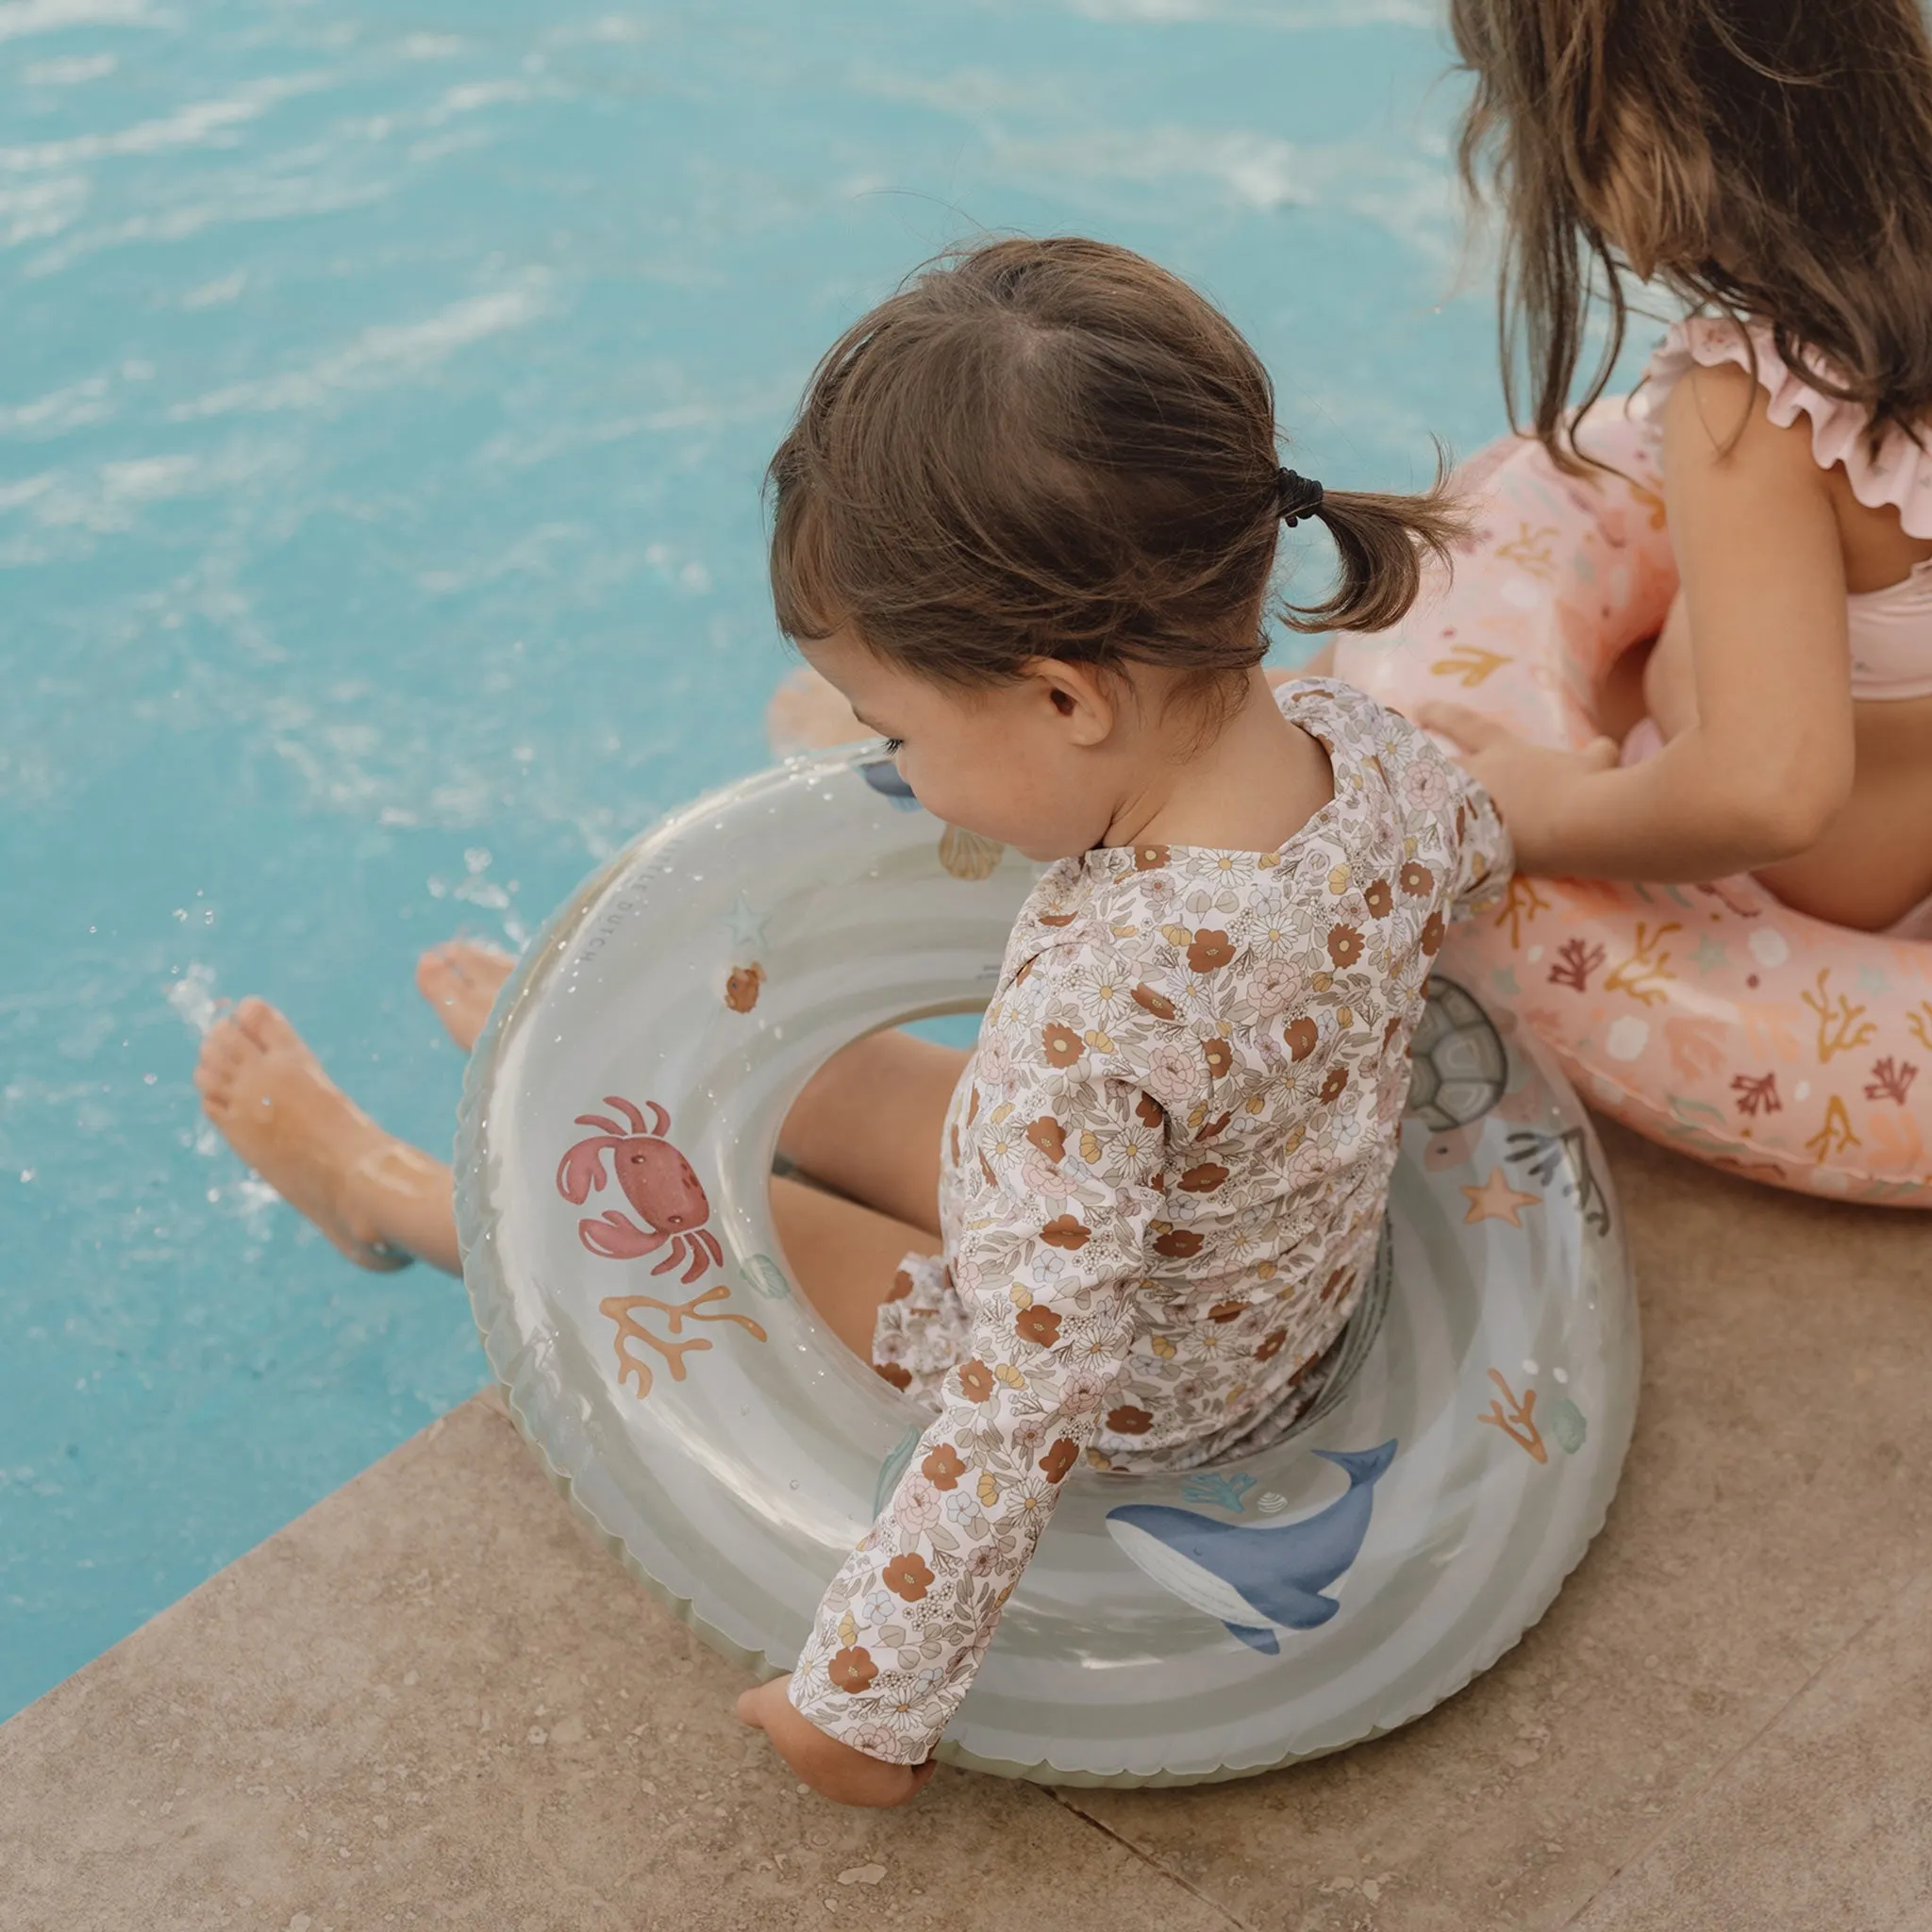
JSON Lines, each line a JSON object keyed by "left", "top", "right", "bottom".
{"left": 1, "top": 0, "right": 1509, "bottom": 1719}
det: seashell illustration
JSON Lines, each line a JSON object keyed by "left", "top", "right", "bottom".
{"left": 1548, "top": 1396, "right": 1587, "bottom": 1455}
{"left": 741, "top": 1253, "right": 792, "bottom": 1302}
{"left": 1255, "top": 1491, "right": 1290, "bottom": 1515}
{"left": 939, "top": 824, "right": 1006, "bottom": 880}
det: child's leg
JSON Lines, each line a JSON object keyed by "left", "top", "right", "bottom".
{"left": 770, "top": 1174, "right": 940, "bottom": 1364}
{"left": 771, "top": 1027, "right": 964, "bottom": 1365}
{"left": 198, "top": 976, "right": 962, "bottom": 1338}
{"left": 196, "top": 999, "right": 461, "bottom": 1274}
{"left": 776, "top": 1029, "right": 968, "bottom": 1237}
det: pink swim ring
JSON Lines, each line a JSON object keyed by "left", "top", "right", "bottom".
{"left": 1335, "top": 403, "right": 1932, "bottom": 1208}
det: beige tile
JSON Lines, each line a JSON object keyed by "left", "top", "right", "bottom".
{"left": 1058, "top": 1123, "right": 1932, "bottom": 1932}
{"left": 0, "top": 1392, "right": 1233, "bottom": 1932}
{"left": 1571, "top": 1562, "right": 1932, "bottom": 1932}
{"left": 6, "top": 1124, "right": 1927, "bottom": 1932}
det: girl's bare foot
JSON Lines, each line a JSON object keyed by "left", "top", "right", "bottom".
{"left": 415, "top": 940, "right": 516, "bottom": 1053}
{"left": 196, "top": 998, "right": 440, "bottom": 1272}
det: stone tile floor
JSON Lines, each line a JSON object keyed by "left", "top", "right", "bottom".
{"left": 4, "top": 1122, "right": 1927, "bottom": 1932}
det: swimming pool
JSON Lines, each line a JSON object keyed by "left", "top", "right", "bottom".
{"left": 2, "top": 0, "right": 1538, "bottom": 1720}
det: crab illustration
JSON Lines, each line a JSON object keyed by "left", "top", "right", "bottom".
{"left": 557, "top": 1095, "right": 724, "bottom": 1281}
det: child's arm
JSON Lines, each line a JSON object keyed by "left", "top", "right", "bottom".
{"left": 773, "top": 1066, "right": 1161, "bottom": 1800}
{"left": 1424, "top": 361, "right": 1856, "bottom": 881}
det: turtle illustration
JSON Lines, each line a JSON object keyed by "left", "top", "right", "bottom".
{"left": 1405, "top": 977, "right": 1508, "bottom": 1132}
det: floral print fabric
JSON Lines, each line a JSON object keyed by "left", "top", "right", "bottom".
{"left": 790, "top": 678, "right": 1511, "bottom": 1764}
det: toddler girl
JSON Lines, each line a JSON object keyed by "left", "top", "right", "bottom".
{"left": 1425, "top": 0, "right": 1932, "bottom": 936}
{"left": 196, "top": 237, "right": 1510, "bottom": 1807}
{"left": 734, "top": 237, "right": 1508, "bottom": 1800}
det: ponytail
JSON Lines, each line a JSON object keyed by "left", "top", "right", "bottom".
{"left": 1276, "top": 449, "right": 1467, "bottom": 636}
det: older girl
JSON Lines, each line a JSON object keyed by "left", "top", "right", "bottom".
{"left": 1427, "top": 0, "right": 1932, "bottom": 937}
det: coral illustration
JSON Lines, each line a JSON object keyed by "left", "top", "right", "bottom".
{"left": 1864, "top": 1057, "right": 1919, "bottom": 1106}
{"left": 1800, "top": 969, "right": 1877, "bottom": 1063}
{"left": 1803, "top": 1094, "right": 1861, "bottom": 1163}
{"left": 1602, "top": 922, "right": 1682, "bottom": 1007}
{"left": 1547, "top": 937, "right": 1606, "bottom": 993}
{"left": 599, "top": 1285, "right": 768, "bottom": 1400}
{"left": 1494, "top": 523, "right": 1560, "bottom": 577}
{"left": 1476, "top": 1369, "right": 1547, "bottom": 1464}
{"left": 1180, "top": 1470, "right": 1259, "bottom": 1514}
{"left": 1430, "top": 644, "right": 1512, "bottom": 688}
{"left": 1493, "top": 873, "right": 1551, "bottom": 950}
{"left": 1730, "top": 1071, "right": 1782, "bottom": 1118}
{"left": 1505, "top": 1126, "right": 1612, "bottom": 1236}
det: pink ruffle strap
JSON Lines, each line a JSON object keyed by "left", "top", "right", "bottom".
{"left": 1636, "top": 316, "right": 1932, "bottom": 540}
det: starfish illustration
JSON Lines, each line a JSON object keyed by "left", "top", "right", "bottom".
{"left": 725, "top": 892, "right": 768, "bottom": 956}
{"left": 1461, "top": 1166, "right": 1541, "bottom": 1227}
{"left": 1690, "top": 933, "right": 1728, "bottom": 975}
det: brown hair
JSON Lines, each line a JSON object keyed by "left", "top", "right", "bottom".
{"left": 768, "top": 237, "right": 1462, "bottom": 688}
{"left": 1452, "top": 0, "right": 1932, "bottom": 467}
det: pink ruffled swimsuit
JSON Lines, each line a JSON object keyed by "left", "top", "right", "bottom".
{"left": 1632, "top": 317, "right": 1932, "bottom": 934}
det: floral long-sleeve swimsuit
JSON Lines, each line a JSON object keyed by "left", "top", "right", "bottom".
{"left": 790, "top": 678, "right": 1511, "bottom": 1764}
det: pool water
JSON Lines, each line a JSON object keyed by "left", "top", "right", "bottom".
{"left": 1, "top": 0, "right": 1571, "bottom": 1719}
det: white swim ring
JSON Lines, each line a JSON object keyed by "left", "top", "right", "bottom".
{"left": 455, "top": 744, "right": 1639, "bottom": 1786}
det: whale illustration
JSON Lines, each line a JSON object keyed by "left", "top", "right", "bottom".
{"left": 1105, "top": 1441, "right": 1397, "bottom": 1655}
{"left": 858, "top": 756, "right": 922, "bottom": 809}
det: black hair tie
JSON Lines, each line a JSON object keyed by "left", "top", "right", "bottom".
{"left": 1276, "top": 466, "right": 1324, "bottom": 527}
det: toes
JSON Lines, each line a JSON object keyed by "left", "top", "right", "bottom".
{"left": 232, "top": 996, "right": 275, "bottom": 1047}
{"left": 414, "top": 946, "right": 458, "bottom": 1003}
{"left": 195, "top": 1031, "right": 242, "bottom": 1114}
{"left": 198, "top": 1016, "right": 247, "bottom": 1080}
{"left": 416, "top": 939, "right": 515, "bottom": 997}
{"left": 448, "top": 939, "right": 514, "bottom": 975}
{"left": 235, "top": 996, "right": 299, "bottom": 1054}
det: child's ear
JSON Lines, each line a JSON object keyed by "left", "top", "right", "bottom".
{"left": 1026, "top": 660, "right": 1117, "bottom": 747}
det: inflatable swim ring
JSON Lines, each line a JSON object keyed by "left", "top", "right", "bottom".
{"left": 1337, "top": 405, "right": 1932, "bottom": 1208}
{"left": 455, "top": 746, "right": 1638, "bottom": 1786}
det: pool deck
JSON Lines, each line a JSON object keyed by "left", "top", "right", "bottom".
{"left": 5, "top": 1119, "right": 1929, "bottom": 1932}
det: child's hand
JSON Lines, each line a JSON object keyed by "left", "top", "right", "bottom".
{"left": 736, "top": 1676, "right": 937, "bottom": 1807}
{"left": 1419, "top": 702, "right": 1619, "bottom": 873}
